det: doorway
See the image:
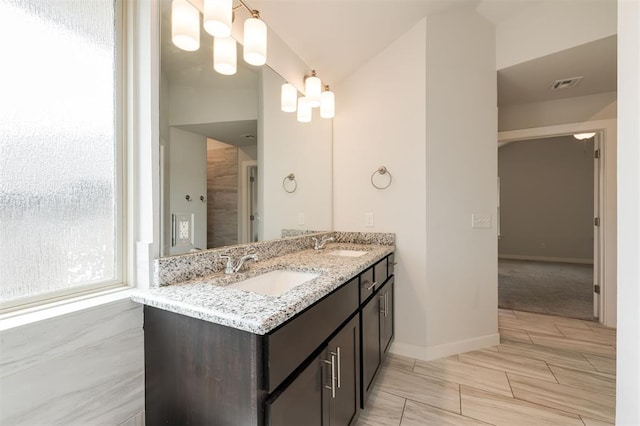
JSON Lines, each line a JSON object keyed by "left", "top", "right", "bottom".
{"left": 498, "top": 132, "right": 602, "bottom": 321}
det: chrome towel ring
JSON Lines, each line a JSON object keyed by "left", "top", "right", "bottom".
{"left": 371, "top": 166, "right": 392, "bottom": 190}
{"left": 283, "top": 173, "right": 297, "bottom": 193}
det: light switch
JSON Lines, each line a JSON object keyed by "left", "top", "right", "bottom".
{"left": 298, "top": 212, "right": 306, "bottom": 226}
{"left": 365, "top": 212, "right": 375, "bottom": 228}
{"left": 472, "top": 214, "right": 491, "bottom": 229}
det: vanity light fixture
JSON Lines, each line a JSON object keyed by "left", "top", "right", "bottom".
{"left": 281, "top": 83, "right": 298, "bottom": 113}
{"left": 304, "top": 70, "right": 322, "bottom": 108}
{"left": 213, "top": 36, "right": 237, "bottom": 75}
{"left": 573, "top": 132, "right": 596, "bottom": 140}
{"left": 243, "top": 10, "right": 267, "bottom": 66}
{"left": 203, "top": 0, "right": 233, "bottom": 37}
{"left": 171, "top": 0, "right": 268, "bottom": 74}
{"left": 320, "top": 85, "right": 335, "bottom": 119}
{"left": 297, "top": 97, "right": 312, "bottom": 123}
{"left": 171, "top": 0, "right": 200, "bottom": 52}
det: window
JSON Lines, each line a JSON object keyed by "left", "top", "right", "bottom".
{"left": 0, "top": 0, "right": 124, "bottom": 310}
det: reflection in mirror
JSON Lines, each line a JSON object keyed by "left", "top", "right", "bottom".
{"left": 159, "top": 0, "right": 333, "bottom": 257}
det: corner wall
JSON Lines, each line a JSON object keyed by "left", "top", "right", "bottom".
{"left": 333, "top": 8, "right": 498, "bottom": 360}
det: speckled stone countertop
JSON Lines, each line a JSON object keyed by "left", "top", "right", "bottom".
{"left": 131, "top": 242, "right": 394, "bottom": 335}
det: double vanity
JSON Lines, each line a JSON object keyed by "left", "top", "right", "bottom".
{"left": 132, "top": 232, "right": 395, "bottom": 425}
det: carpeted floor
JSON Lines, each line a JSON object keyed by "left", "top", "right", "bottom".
{"left": 498, "top": 259, "right": 596, "bottom": 321}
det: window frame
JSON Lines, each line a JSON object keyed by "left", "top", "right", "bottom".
{"left": 0, "top": 0, "right": 128, "bottom": 314}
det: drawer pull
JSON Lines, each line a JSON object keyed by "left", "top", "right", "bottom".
{"left": 323, "top": 354, "right": 337, "bottom": 398}
{"left": 380, "top": 293, "right": 388, "bottom": 317}
{"left": 363, "top": 281, "right": 377, "bottom": 291}
{"left": 331, "top": 348, "right": 341, "bottom": 389}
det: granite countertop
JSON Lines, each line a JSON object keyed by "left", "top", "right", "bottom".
{"left": 131, "top": 243, "right": 394, "bottom": 335}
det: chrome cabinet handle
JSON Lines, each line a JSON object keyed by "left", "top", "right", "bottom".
{"left": 331, "top": 348, "right": 341, "bottom": 389}
{"left": 379, "top": 294, "right": 385, "bottom": 314}
{"left": 380, "top": 292, "right": 388, "bottom": 317}
{"left": 385, "top": 292, "right": 388, "bottom": 317}
{"left": 323, "top": 353, "right": 337, "bottom": 398}
{"left": 363, "top": 281, "right": 377, "bottom": 291}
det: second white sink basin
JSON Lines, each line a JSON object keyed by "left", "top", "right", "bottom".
{"left": 327, "top": 249, "right": 368, "bottom": 258}
{"left": 228, "top": 270, "right": 320, "bottom": 296}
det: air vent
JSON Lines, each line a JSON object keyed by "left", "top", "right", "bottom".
{"left": 550, "top": 76, "right": 584, "bottom": 91}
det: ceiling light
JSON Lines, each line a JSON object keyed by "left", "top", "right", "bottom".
{"left": 573, "top": 132, "right": 596, "bottom": 140}
{"left": 213, "top": 36, "right": 237, "bottom": 75}
{"left": 320, "top": 85, "right": 335, "bottom": 119}
{"left": 171, "top": 0, "right": 200, "bottom": 52}
{"left": 297, "top": 97, "right": 312, "bottom": 123}
{"left": 203, "top": 0, "right": 232, "bottom": 37}
{"left": 305, "top": 70, "right": 322, "bottom": 108}
{"left": 243, "top": 10, "right": 267, "bottom": 66}
{"left": 281, "top": 83, "right": 297, "bottom": 113}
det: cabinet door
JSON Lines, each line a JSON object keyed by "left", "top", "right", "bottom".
{"left": 361, "top": 293, "right": 381, "bottom": 407}
{"left": 267, "top": 355, "right": 323, "bottom": 426}
{"left": 326, "top": 316, "right": 360, "bottom": 426}
{"left": 379, "top": 278, "right": 394, "bottom": 357}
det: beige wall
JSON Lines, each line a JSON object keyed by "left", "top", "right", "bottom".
{"left": 499, "top": 136, "right": 595, "bottom": 262}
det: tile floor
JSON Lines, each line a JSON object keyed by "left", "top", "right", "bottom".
{"left": 357, "top": 309, "right": 616, "bottom": 426}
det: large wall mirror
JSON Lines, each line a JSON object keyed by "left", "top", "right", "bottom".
{"left": 159, "top": 0, "right": 333, "bottom": 257}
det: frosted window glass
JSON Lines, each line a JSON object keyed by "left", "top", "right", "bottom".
{"left": 0, "top": 0, "right": 118, "bottom": 302}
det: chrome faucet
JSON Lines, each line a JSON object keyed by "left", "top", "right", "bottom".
{"left": 312, "top": 236, "right": 335, "bottom": 250}
{"left": 220, "top": 252, "right": 259, "bottom": 274}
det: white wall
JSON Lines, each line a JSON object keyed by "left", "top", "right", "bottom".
{"left": 334, "top": 19, "right": 429, "bottom": 352}
{"left": 169, "top": 86, "right": 257, "bottom": 126}
{"left": 334, "top": 8, "right": 498, "bottom": 361}
{"left": 499, "top": 91, "right": 617, "bottom": 132}
{"left": 616, "top": 0, "right": 640, "bottom": 423}
{"left": 496, "top": 0, "right": 617, "bottom": 69}
{"left": 168, "top": 127, "right": 207, "bottom": 254}
{"left": 260, "top": 67, "right": 333, "bottom": 240}
{"left": 424, "top": 9, "right": 498, "bottom": 358}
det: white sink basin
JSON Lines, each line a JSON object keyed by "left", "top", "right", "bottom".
{"left": 327, "top": 249, "right": 368, "bottom": 258}
{"left": 227, "top": 270, "right": 320, "bottom": 296}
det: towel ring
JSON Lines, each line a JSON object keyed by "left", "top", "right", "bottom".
{"left": 371, "top": 166, "right": 392, "bottom": 190}
{"left": 283, "top": 173, "right": 297, "bottom": 193}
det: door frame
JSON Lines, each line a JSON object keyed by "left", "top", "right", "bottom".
{"left": 239, "top": 160, "right": 258, "bottom": 244}
{"left": 498, "top": 119, "right": 617, "bottom": 327}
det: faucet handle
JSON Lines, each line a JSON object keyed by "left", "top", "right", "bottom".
{"left": 219, "top": 254, "right": 233, "bottom": 266}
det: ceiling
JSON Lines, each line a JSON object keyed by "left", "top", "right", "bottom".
{"left": 497, "top": 35, "right": 617, "bottom": 107}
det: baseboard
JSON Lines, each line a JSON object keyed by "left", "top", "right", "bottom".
{"left": 499, "top": 254, "right": 594, "bottom": 265}
{"left": 389, "top": 333, "right": 501, "bottom": 362}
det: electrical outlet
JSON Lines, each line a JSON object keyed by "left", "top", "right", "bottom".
{"left": 172, "top": 213, "right": 194, "bottom": 247}
{"left": 298, "top": 212, "right": 306, "bottom": 226}
{"left": 472, "top": 214, "right": 491, "bottom": 229}
{"left": 365, "top": 212, "right": 375, "bottom": 228}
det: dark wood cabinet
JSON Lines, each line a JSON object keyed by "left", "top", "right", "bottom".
{"left": 144, "top": 252, "right": 394, "bottom": 425}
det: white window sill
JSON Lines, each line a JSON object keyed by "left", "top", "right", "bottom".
{"left": 0, "top": 287, "right": 135, "bottom": 331}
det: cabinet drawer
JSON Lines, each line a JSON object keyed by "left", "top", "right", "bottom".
{"left": 359, "top": 267, "right": 375, "bottom": 303}
{"left": 266, "top": 277, "right": 359, "bottom": 393}
{"left": 374, "top": 258, "right": 387, "bottom": 285}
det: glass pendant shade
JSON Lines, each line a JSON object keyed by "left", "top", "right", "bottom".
{"left": 171, "top": 0, "right": 200, "bottom": 51}
{"left": 281, "top": 83, "right": 297, "bottom": 112}
{"left": 320, "top": 88, "right": 335, "bottom": 118}
{"left": 573, "top": 132, "right": 596, "bottom": 140}
{"left": 213, "top": 36, "right": 237, "bottom": 75}
{"left": 297, "top": 97, "right": 312, "bottom": 123}
{"left": 243, "top": 13, "right": 267, "bottom": 66}
{"left": 305, "top": 73, "right": 322, "bottom": 108}
{"left": 203, "top": 0, "right": 232, "bottom": 37}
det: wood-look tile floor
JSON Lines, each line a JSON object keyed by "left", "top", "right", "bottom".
{"left": 357, "top": 309, "right": 616, "bottom": 426}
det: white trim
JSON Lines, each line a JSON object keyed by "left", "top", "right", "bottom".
{"left": 0, "top": 288, "right": 134, "bottom": 331}
{"left": 389, "top": 334, "right": 501, "bottom": 362}
{"left": 499, "top": 255, "right": 594, "bottom": 265}
{"left": 498, "top": 119, "right": 616, "bottom": 328}
{"left": 239, "top": 160, "right": 258, "bottom": 244}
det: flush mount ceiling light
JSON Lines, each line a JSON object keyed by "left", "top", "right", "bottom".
{"left": 573, "top": 132, "right": 596, "bottom": 140}
{"left": 171, "top": 0, "right": 267, "bottom": 75}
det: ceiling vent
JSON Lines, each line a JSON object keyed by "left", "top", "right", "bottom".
{"left": 550, "top": 76, "right": 584, "bottom": 91}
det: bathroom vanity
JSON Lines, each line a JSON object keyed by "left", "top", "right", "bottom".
{"left": 133, "top": 233, "right": 395, "bottom": 425}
